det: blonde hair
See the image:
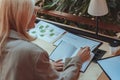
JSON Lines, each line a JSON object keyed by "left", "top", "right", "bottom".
{"left": 0, "top": 0, "right": 35, "bottom": 56}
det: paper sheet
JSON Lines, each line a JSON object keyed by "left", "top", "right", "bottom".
{"left": 54, "top": 32, "right": 100, "bottom": 51}
{"left": 29, "top": 21, "right": 66, "bottom": 43}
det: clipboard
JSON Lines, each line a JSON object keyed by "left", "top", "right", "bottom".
{"left": 97, "top": 55, "right": 120, "bottom": 80}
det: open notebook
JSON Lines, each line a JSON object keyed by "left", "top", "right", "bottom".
{"left": 97, "top": 56, "right": 120, "bottom": 80}
{"left": 50, "top": 41, "right": 95, "bottom": 72}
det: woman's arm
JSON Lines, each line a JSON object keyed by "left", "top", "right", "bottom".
{"left": 35, "top": 52, "right": 81, "bottom": 80}
{"left": 35, "top": 47, "right": 90, "bottom": 80}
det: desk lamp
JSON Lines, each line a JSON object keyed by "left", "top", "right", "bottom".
{"left": 88, "top": 0, "right": 108, "bottom": 35}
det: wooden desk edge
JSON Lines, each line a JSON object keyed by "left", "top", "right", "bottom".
{"left": 98, "top": 72, "right": 109, "bottom": 80}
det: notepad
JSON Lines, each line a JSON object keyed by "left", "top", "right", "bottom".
{"left": 97, "top": 56, "right": 120, "bottom": 80}
{"left": 50, "top": 41, "right": 95, "bottom": 72}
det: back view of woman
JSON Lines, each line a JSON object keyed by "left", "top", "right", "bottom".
{"left": 0, "top": 0, "right": 90, "bottom": 80}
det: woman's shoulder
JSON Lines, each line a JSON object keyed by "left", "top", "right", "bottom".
{"left": 19, "top": 40, "right": 46, "bottom": 53}
{"left": 7, "top": 39, "right": 47, "bottom": 56}
{"left": 5, "top": 39, "right": 49, "bottom": 65}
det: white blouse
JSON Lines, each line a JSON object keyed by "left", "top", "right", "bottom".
{"left": 0, "top": 30, "right": 82, "bottom": 80}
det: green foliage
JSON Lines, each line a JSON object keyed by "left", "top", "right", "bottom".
{"left": 43, "top": 0, "right": 60, "bottom": 10}
{"left": 102, "top": 0, "right": 120, "bottom": 25}
{"left": 36, "top": 0, "right": 120, "bottom": 36}
{"left": 37, "top": 0, "right": 120, "bottom": 24}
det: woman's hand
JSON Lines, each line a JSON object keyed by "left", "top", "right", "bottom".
{"left": 51, "top": 59, "right": 64, "bottom": 72}
{"left": 77, "top": 46, "right": 91, "bottom": 64}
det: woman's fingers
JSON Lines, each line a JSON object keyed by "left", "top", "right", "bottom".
{"left": 52, "top": 59, "right": 64, "bottom": 71}
{"left": 55, "top": 59, "right": 63, "bottom": 63}
{"left": 55, "top": 66, "right": 64, "bottom": 71}
{"left": 54, "top": 60, "right": 64, "bottom": 67}
{"left": 77, "top": 46, "right": 91, "bottom": 63}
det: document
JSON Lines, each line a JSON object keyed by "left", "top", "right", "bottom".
{"left": 28, "top": 21, "right": 66, "bottom": 43}
{"left": 97, "top": 56, "right": 120, "bottom": 80}
{"left": 50, "top": 41, "right": 95, "bottom": 72}
{"left": 54, "top": 32, "right": 101, "bottom": 51}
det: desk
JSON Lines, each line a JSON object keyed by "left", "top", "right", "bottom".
{"left": 32, "top": 18, "right": 114, "bottom": 80}
{"left": 32, "top": 38, "right": 111, "bottom": 80}
{"left": 98, "top": 72, "right": 109, "bottom": 80}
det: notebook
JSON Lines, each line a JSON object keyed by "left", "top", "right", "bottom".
{"left": 50, "top": 41, "right": 95, "bottom": 72}
{"left": 97, "top": 55, "right": 120, "bottom": 80}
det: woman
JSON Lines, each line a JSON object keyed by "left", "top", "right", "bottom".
{"left": 0, "top": 0, "right": 90, "bottom": 80}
